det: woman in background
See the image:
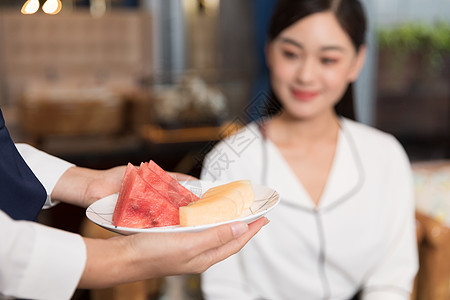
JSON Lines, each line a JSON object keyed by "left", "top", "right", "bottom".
{"left": 200, "top": 0, "right": 418, "bottom": 299}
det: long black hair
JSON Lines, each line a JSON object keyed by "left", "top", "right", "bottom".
{"left": 264, "top": 0, "right": 367, "bottom": 120}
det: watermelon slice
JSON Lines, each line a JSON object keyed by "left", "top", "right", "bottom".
{"left": 112, "top": 161, "right": 199, "bottom": 229}
{"left": 138, "top": 162, "right": 199, "bottom": 207}
{"left": 112, "top": 163, "right": 179, "bottom": 228}
{"left": 147, "top": 160, "right": 199, "bottom": 206}
{"left": 137, "top": 162, "right": 173, "bottom": 201}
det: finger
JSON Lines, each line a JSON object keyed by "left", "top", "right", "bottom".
{"left": 200, "top": 217, "right": 269, "bottom": 251}
{"left": 186, "top": 221, "right": 248, "bottom": 259}
{"left": 221, "top": 217, "right": 268, "bottom": 252}
{"left": 198, "top": 217, "right": 269, "bottom": 269}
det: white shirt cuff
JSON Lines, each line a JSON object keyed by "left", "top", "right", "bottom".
{"left": 15, "top": 144, "right": 75, "bottom": 207}
{"left": 18, "top": 222, "right": 86, "bottom": 300}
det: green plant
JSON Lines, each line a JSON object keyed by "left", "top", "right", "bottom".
{"left": 377, "top": 21, "right": 450, "bottom": 69}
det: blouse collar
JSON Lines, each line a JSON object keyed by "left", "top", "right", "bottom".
{"left": 262, "top": 118, "right": 364, "bottom": 213}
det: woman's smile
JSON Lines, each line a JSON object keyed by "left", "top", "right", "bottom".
{"left": 291, "top": 88, "right": 319, "bottom": 101}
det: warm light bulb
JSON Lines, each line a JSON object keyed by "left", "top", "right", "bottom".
{"left": 21, "top": 0, "right": 40, "bottom": 15}
{"left": 42, "top": 0, "right": 62, "bottom": 15}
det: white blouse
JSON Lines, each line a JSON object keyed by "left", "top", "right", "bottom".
{"left": 0, "top": 144, "right": 86, "bottom": 300}
{"left": 201, "top": 118, "right": 418, "bottom": 300}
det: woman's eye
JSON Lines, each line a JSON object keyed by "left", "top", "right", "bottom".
{"left": 282, "top": 50, "right": 298, "bottom": 59}
{"left": 321, "top": 57, "right": 338, "bottom": 65}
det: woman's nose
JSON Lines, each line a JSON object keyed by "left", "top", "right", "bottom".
{"left": 295, "top": 57, "right": 316, "bottom": 83}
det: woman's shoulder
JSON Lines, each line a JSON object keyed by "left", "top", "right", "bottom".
{"left": 210, "top": 122, "right": 263, "bottom": 154}
{"left": 341, "top": 118, "right": 410, "bottom": 167}
{"left": 342, "top": 118, "right": 401, "bottom": 148}
{"left": 201, "top": 122, "right": 264, "bottom": 180}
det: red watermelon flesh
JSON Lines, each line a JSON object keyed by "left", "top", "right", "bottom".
{"left": 112, "top": 163, "right": 135, "bottom": 225}
{"left": 139, "top": 162, "right": 195, "bottom": 207}
{"left": 112, "top": 163, "right": 179, "bottom": 228}
{"left": 147, "top": 160, "right": 199, "bottom": 206}
{"left": 137, "top": 162, "right": 169, "bottom": 200}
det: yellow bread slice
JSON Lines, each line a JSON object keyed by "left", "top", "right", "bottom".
{"left": 179, "top": 181, "right": 254, "bottom": 226}
{"left": 201, "top": 180, "right": 254, "bottom": 209}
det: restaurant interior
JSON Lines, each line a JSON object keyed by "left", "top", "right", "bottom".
{"left": 0, "top": 0, "right": 448, "bottom": 299}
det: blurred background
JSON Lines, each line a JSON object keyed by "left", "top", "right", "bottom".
{"left": 0, "top": 0, "right": 448, "bottom": 300}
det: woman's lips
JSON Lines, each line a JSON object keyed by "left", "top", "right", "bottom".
{"left": 291, "top": 89, "right": 318, "bottom": 101}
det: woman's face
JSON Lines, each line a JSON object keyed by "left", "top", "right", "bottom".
{"left": 266, "top": 11, "right": 366, "bottom": 120}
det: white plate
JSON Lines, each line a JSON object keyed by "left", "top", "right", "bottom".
{"left": 86, "top": 180, "right": 279, "bottom": 234}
